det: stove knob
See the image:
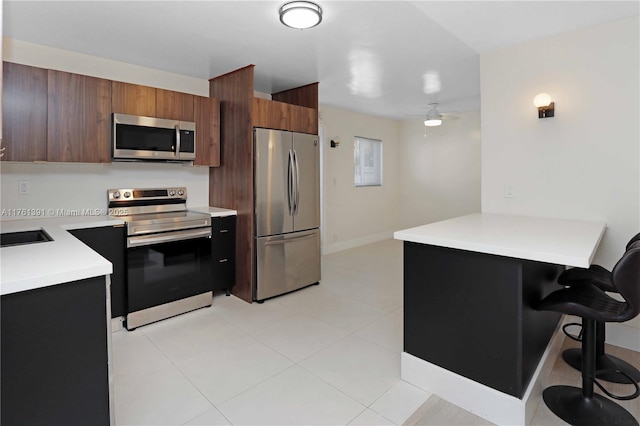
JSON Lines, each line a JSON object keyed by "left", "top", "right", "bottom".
{"left": 124, "top": 191, "right": 131, "bottom": 198}
{"left": 169, "top": 190, "right": 176, "bottom": 196}
{"left": 178, "top": 190, "right": 184, "bottom": 196}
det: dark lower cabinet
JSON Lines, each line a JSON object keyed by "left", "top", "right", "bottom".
{"left": 212, "top": 215, "right": 236, "bottom": 293}
{"left": 70, "top": 225, "right": 127, "bottom": 317}
{"left": 1, "top": 276, "right": 111, "bottom": 426}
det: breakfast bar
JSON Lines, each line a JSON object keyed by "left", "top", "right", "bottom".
{"left": 394, "top": 213, "right": 606, "bottom": 425}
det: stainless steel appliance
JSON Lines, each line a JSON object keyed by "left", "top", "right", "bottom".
{"left": 108, "top": 187, "right": 212, "bottom": 329}
{"left": 113, "top": 113, "right": 196, "bottom": 162}
{"left": 254, "top": 128, "right": 321, "bottom": 302}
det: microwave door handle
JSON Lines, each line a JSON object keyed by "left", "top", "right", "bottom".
{"left": 175, "top": 124, "right": 181, "bottom": 159}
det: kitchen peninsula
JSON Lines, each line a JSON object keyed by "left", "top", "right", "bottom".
{"left": 394, "top": 213, "right": 606, "bottom": 425}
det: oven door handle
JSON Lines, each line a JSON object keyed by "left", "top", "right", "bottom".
{"left": 127, "top": 228, "right": 211, "bottom": 248}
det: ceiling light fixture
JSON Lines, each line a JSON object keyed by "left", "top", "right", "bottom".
{"left": 279, "top": 1, "right": 323, "bottom": 29}
{"left": 424, "top": 107, "right": 442, "bottom": 127}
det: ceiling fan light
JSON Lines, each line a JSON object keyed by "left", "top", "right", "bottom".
{"left": 280, "top": 1, "right": 322, "bottom": 29}
{"left": 424, "top": 118, "right": 442, "bottom": 127}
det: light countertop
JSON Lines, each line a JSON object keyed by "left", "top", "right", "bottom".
{"left": 1, "top": 216, "right": 125, "bottom": 296}
{"left": 394, "top": 213, "right": 606, "bottom": 268}
{"left": 1, "top": 206, "right": 236, "bottom": 296}
{"left": 190, "top": 206, "right": 237, "bottom": 217}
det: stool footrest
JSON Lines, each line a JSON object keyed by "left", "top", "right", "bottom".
{"left": 563, "top": 348, "right": 640, "bottom": 384}
{"left": 594, "top": 372, "right": 640, "bottom": 400}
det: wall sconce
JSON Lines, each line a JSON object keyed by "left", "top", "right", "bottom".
{"left": 533, "top": 93, "right": 555, "bottom": 118}
{"left": 330, "top": 138, "right": 340, "bottom": 148}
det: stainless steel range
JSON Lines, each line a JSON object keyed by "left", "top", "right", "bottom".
{"left": 108, "top": 187, "right": 213, "bottom": 330}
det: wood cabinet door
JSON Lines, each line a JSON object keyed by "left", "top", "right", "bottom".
{"left": 156, "top": 89, "right": 194, "bottom": 121}
{"left": 288, "top": 104, "right": 317, "bottom": 134}
{"left": 193, "top": 96, "right": 220, "bottom": 166}
{"left": 111, "top": 81, "right": 156, "bottom": 117}
{"left": 1, "top": 62, "right": 48, "bottom": 162}
{"left": 47, "top": 70, "right": 112, "bottom": 163}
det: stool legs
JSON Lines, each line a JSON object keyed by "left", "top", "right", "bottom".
{"left": 542, "top": 319, "right": 638, "bottom": 426}
{"left": 563, "top": 322, "right": 640, "bottom": 384}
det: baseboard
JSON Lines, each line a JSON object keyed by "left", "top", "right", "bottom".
{"left": 322, "top": 231, "right": 393, "bottom": 255}
{"left": 401, "top": 321, "right": 566, "bottom": 425}
{"left": 605, "top": 322, "right": 640, "bottom": 352}
{"left": 111, "top": 317, "right": 124, "bottom": 333}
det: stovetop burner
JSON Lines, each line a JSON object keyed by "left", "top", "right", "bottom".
{"left": 108, "top": 187, "right": 211, "bottom": 236}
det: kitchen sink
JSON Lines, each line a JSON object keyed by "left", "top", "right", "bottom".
{"left": 0, "top": 229, "right": 53, "bottom": 247}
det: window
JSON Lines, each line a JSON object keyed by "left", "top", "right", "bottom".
{"left": 354, "top": 136, "right": 383, "bottom": 187}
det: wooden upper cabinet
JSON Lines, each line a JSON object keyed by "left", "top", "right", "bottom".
{"left": 157, "top": 89, "right": 194, "bottom": 121}
{"left": 47, "top": 70, "right": 112, "bottom": 163}
{"left": 111, "top": 81, "right": 156, "bottom": 117}
{"left": 194, "top": 96, "right": 220, "bottom": 167}
{"left": 2, "top": 62, "right": 48, "bottom": 162}
{"left": 252, "top": 97, "right": 317, "bottom": 134}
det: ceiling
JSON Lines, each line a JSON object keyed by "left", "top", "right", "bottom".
{"left": 3, "top": 1, "right": 638, "bottom": 120}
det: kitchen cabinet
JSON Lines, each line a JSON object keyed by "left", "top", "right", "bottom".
{"left": 112, "top": 81, "right": 196, "bottom": 122}
{"left": 69, "top": 225, "right": 127, "bottom": 318}
{"left": 2, "top": 62, "right": 220, "bottom": 166}
{"left": 212, "top": 215, "right": 236, "bottom": 294}
{"left": 194, "top": 96, "right": 221, "bottom": 166}
{"left": 1, "top": 276, "right": 111, "bottom": 425}
{"left": 1, "top": 62, "right": 48, "bottom": 162}
{"left": 111, "top": 80, "right": 157, "bottom": 117}
{"left": 253, "top": 97, "right": 317, "bottom": 134}
{"left": 47, "top": 69, "right": 112, "bottom": 163}
{"left": 157, "top": 88, "right": 194, "bottom": 121}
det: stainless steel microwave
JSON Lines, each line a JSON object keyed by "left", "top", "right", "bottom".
{"left": 113, "top": 113, "right": 196, "bottom": 162}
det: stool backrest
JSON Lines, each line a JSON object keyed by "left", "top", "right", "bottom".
{"left": 611, "top": 241, "right": 640, "bottom": 322}
{"left": 625, "top": 232, "right": 640, "bottom": 251}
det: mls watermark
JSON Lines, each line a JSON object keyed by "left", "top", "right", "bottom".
{"left": 1, "top": 208, "right": 127, "bottom": 217}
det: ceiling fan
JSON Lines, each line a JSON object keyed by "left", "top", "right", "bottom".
{"left": 423, "top": 103, "right": 459, "bottom": 127}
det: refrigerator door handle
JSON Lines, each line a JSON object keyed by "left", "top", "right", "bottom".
{"left": 293, "top": 149, "right": 300, "bottom": 215}
{"left": 264, "top": 233, "right": 316, "bottom": 246}
{"left": 288, "top": 149, "right": 294, "bottom": 216}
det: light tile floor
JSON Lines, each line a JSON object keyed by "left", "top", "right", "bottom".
{"left": 112, "top": 238, "right": 640, "bottom": 425}
{"left": 113, "top": 239, "right": 431, "bottom": 425}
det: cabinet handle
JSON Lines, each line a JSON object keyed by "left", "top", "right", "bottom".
{"left": 220, "top": 229, "right": 229, "bottom": 233}
{"left": 219, "top": 258, "right": 229, "bottom": 263}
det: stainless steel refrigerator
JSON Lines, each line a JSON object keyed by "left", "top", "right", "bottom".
{"left": 254, "top": 128, "right": 321, "bottom": 302}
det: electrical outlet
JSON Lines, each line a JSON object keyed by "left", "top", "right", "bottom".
{"left": 504, "top": 184, "right": 516, "bottom": 199}
{"left": 18, "top": 180, "right": 30, "bottom": 195}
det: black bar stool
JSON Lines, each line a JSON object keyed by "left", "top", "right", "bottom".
{"left": 557, "top": 232, "right": 640, "bottom": 384}
{"left": 536, "top": 243, "right": 640, "bottom": 426}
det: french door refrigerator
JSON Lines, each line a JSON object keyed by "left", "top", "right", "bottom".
{"left": 254, "top": 128, "right": 321, "bottom": 302}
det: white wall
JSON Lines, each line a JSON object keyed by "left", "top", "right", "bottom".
{"left": 3, "top": 38, "right": 209, "bottom": 96}
{"left": 400, "top": 111, "right": 481, "bottom": 228}
{"left": 1, "top": 38, "right": 212, "bottom": 218}
{"left": 319, "top": 106, "right": 402, "bottom": 254}
{"left": 480, "top": 17, "right": 640, "bottom": 349}
{"left": 0, "top": 162, "right": 209, "bottom": 217}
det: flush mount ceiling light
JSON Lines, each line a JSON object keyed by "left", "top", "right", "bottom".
{"left": 279, "top": 1, "right": 322, "bottom": 29}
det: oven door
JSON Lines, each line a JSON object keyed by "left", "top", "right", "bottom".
{"left": 127, "top": 228, "right": 212, "bottom": 314}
